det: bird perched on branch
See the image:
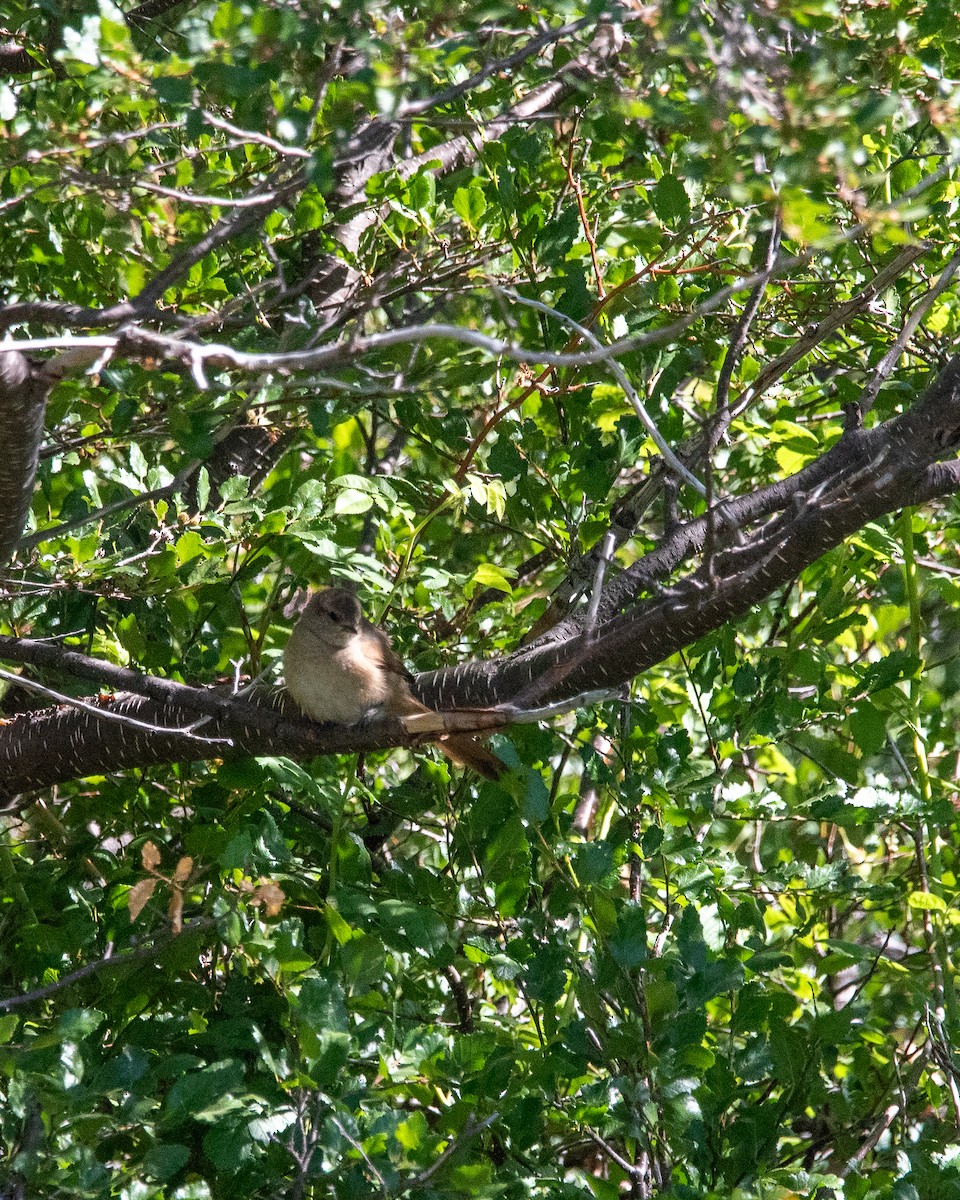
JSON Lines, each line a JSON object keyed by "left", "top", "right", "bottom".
{"left": 283, "top": 588, "right": 504, "bottom": 780}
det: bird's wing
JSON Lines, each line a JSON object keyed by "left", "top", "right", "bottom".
{"left": 368, "top": 624, "right": 416, "bottom": 683}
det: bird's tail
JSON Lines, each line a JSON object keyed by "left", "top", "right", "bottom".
{"left": 396, "top": 695, "right": 506, "bottom": 780}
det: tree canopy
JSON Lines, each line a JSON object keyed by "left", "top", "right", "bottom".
{"left": 3, "top": 1, "right": 960, "bottom": 1196}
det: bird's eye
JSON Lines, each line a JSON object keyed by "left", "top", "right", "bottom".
{"left": 327, "top": 610, "right": 338, "bottom": 622}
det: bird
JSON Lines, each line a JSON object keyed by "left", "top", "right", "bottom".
{"left": 283, "top": 588, "right": 505, "bottom": 779}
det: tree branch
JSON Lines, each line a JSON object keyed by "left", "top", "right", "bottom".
{"left": 2, "top": 353, "right": 959, "bottom": 794}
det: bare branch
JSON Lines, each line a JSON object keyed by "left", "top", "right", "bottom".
{"left": 0, "top": 40, "right": 39, "bottom": 77}
{"left": 857, "top": 247, "right": 960, "bottom": 413}
{"left": 0, "top": 633, "right": 286, "bottom": 733}
{"left": 710, "top": 213, "right": 782, "bottom": 448}
{"left": 407, "top": 1112, "right": 500, "bottom": 1190}
{"left": 125, "top": 0, "right": 191, "bottom": 28}
{"left": 0, "top": 666, "right": 231, "bottom": 744}
{"left": 200, "top": 111, "right": 313, "bottom": 159}
{"left": 402, "top": 16, "right": 594, "bottom": 117}
{"left": 0, "top": 262, "right": 827, "bottom": 379}
{"left": 501, "top": 288, "right": 707, "bottom": 495}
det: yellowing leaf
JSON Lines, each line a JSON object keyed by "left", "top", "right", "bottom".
{"left": 907, "top": 890, "right": 947, "bottom": 913}
{"left": 465, "top": 563, "right": 515, "bottom": 597}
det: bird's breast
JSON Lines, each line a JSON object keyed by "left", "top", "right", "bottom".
{"left": 284, "top": 629, "right": 391, "bottom": 724}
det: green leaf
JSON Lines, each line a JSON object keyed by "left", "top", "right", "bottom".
{"left": 334, "top": 488, "right": 374, "bottom": 514}
{"left": 651, "top": 174, "right": 690, "bottom": 224}
{"left": 848, "top": 700, "right": 887, "bottom": 756}
{"left": 609, "top": 903, "right": 647, "bottom": 969}
{"left": 453, "top": 180, "right": 487, "bottom": 228}
{"left": 143, "top": 1143, "right": 191, "bottom": 1181}
{"left": 324, "top": 902, "right": 355, "bottom": 945}
{"left": 464, "top": 562, "right": 515, "bottom": 596}
{"left": 862, "top": 650, "right": 921, "bottom": 693}
{"left": 377, "top": 899, "right": 448, "bottom": 953}
{"left": 294, "top": 975, "right": 350, "bottom": 1080}
{"left": 396, "top": 1110, "right": 430, "bottom": 1151}
{"left": 196, "top": 466, "right": 210, "bottom": 511}
{"left": 166, "top": 1061, "right": 246, "bottom": 1122}
{"left": 175, "top": 530, "right": 206, "bottom": 567}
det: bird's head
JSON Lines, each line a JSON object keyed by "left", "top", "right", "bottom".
{"left": 300, "top": 587, "right": 363, "bottom": 649}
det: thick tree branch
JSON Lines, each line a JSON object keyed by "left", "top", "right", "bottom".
{"left": 526, "top": 239, "right": 931, "bottom": 640}
{"left": 306, "top": 18, "right": 628, "bottom": 324}
{"left": 0, "top": 635, "right": 286, "bottom": 731}
{"left": 2, "top": 354, "right": 959, "bottom": 794}
{"left": 0, "top": 692, "right": 420, "bottom": 800}
{"left": 125, "top": 0, "right": 191, "bottom": 27}
{"left": 426, "top": 354, "right": 960, "bottom": 708}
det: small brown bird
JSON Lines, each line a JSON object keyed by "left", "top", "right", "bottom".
{"left": 283, "top": 588, "right": 504, "bottom": 780}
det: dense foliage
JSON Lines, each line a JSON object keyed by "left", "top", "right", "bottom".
{"left": 3, "top": 1, "right": 960, "bottom": 1196}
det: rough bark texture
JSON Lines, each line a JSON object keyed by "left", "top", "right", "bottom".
{"left": 0, "top": 41, "right": 37, "bottom": 76}
{"left": 423, "top": 356, "right": 960, "bottom": 709}
{"left": 0, "top": 693, "right": 413, "bottom": 801}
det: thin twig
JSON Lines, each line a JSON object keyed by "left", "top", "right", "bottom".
{"left": 583, "top": 531, "right": 616, "bottom": 637}
{"left": 17, "top": 459, "right": 199, "bottom": 552}
{"left": 858, "top": 246, "right": 960, "bottom": 413}
{"left": 563, "top": 139, "right": 605, "bottom": 297}
{"left": 584, "top": 1128, "right": 643, "bottom": 1180}
{"left": 0, "top": 917, "right": 217, "bottom": 1013}
{"left": 200, "top": 111, "right": 313, "bottom": 158}
{"left": 403, "top": 16, "right": 594, "bottom": 116}
{"left": 499, "top": 289, "right": 706, "bottom": 495}
{"left": 0, "top": 635, "right": 287, "bottom": 735}
{"left": 404, "top": 1112, "right": 499, "bottom": 1190}
{"left": 710, "top": 213, "right": 782, "bottom": 449}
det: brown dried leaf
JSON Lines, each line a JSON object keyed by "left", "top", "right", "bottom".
{"left": 172, "top": 856, "right": 193, "bottom": 885}
{"left": 141, "top": 841, "right": 162, "bottom": 872}
{"left": 128, "top": 877, "right": 158, "bottom": 922}
{"left": 168, "top": 887, "right": 184, "bottom": 935}
{"left": 251, "top": 881, "right": 286, "bottom": 918}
